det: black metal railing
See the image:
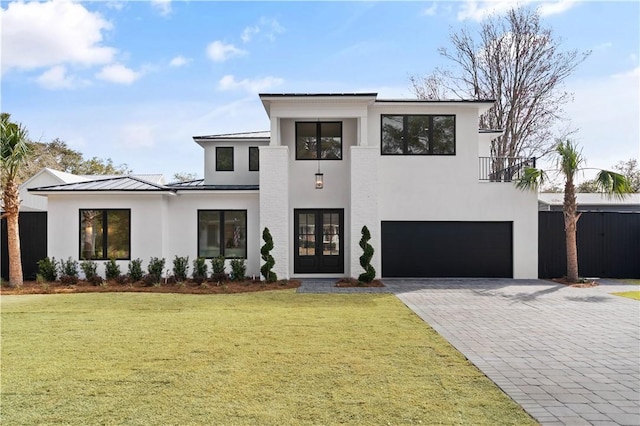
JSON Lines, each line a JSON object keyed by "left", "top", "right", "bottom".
{"left": 479, "top": 156, "right": 536, "bottom": 182}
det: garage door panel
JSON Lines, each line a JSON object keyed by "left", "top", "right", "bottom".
{"left": 381, "top": 221, "right": 512, "bottom": 278}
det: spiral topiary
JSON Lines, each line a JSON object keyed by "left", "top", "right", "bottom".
{"left": 358, "top": 225, "right": 376, "bottom": 283}
{"left": 260, "top": 227, "right": 277, "bottom": 283}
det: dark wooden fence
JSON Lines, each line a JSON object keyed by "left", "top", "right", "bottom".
{"left": 1, "top": 212, "right": 47, "bottom": 281}
{"left": 539, "top": 211, "right": 640, "bottom": 279}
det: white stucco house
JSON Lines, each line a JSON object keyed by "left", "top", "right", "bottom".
{"left": 29, "top": 93, "right": 539, "bottom": 279}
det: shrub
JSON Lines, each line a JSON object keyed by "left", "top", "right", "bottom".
{"left": 358, "top": 225, "right": 376, "bottom": 283}
{"left": 260, "top": 227, "right": 277, "bottom": 283}
{"left": 211, "top": 255, "right": 226, "bottom": 275}
{"left": 88, "top": 275, "right": 104, "bottom": 286}
{"left": 147, "top": 257, "right": 166, "bottom": 282}
{"left": 192, "top": 257, "right": 208, "bottom": 284}
{"left": 230, "top": 259, "right": 246, "bottom": 281}
{"left": 37, "top": 257, "right": 58, "bottom": 282}
{"left": 59, "top": 257, "right": 79, "bottom": 284}
{"left": 115, "top": 274, "right": 128, "bottom": 285}
{"left": 172, "top": 256, "right": 189, "bottom": 282}
{"left": 142, "top": 274, "right": 159, "bottom": 287}
{"left": 128, "top": 258, "right": 144, "bottom": 282}
{"left": 80, "top": 260, "right": 99, "bottom": 282}
{"left": 104, "top": 258, "right": 121, "bottom": 280}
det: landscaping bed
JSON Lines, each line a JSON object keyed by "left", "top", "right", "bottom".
{"left": 0, "top": 278, "right": 300, "bottom": 295}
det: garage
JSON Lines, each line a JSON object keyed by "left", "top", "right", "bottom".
{"left": 381, "top": 221, "right": 513, "bottom": 278}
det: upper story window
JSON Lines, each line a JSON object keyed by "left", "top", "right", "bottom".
{"left": 249, "top": 146, "right": 259, "bottom": 171}
{"left": 296, "top": 122, "right": 342, "bottom": 160}
{"left": 80, "top": 209, "right": 130, "bottom": 260}
{"left": 381, "top": 115, "right": 455, "bottom": 155}
{"left": 216, "top": 147, "right": 234, "bottom": 171}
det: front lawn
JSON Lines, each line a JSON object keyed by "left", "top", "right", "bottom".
{"left": 1, "top": 292, "right": 536, "bottom": 425}
{"left": 612, "top": 291, "right": 640, "bottom": 300}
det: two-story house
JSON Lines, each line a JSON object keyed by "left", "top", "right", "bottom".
{"left": 29, "top": 93, "right": 538, "bottom": 279}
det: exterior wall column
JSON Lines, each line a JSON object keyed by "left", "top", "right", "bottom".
{"left": 349, "top": 146, "right": 380, "bottom": 279}
{"left": 259, "top": 146, "right": 290, "bottom": 279}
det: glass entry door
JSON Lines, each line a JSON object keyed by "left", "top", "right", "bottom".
{"left": 294, "top": 209, "right": 344, "bottom": 274}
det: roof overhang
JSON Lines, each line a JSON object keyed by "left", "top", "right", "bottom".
{"left": 259, "top": 93, "right": 378, "bottom": 116}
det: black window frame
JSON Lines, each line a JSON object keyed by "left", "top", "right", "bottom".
{"left": 381, "top": 114, "right": 456, "bottom": 156}
{"left": 197, "top": 209, "right": 247, "bottom": 259}
{"left": 295, "top": 121, "right": 343, "bottom": 160}
{"left": 216, "top": 146, "right": 234, "bottom": 171}
{"left": 79, "top": 209, "right": 131, "bottom": 260}
{"left": 249, "top": 146, "right": 259, "bottom": 171}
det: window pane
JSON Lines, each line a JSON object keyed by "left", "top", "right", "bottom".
{"left": 322, "top": 213, "right": 339, "bottom": 256}
{"left": 381, "top": 115, "right": 404, "bottom": 154}
{"left": 223, "top": 211, "right": 246, "bottom": 258}
{"left": 407, "top": 116, "right": 429, "bottom": 154}
{"left": 432, "top": 116, "right": 455, "bottom": 154}
{"left": 199, "top": 211, "right": 221, "bottom": 258}
{"left": 249, "top": 146, "right": 259, "bottom": 171}
{"left": 106, "top": 210, "right": 130, "bottom": 259}
{"left": 320, "top": 122, "right": 342, "bottom": 159}
{"left": 296, "top": 123, "right": 317, "bottom": 159}
{"left": 216, "top": 147, "right": 234, "bottom": 171}
{"left": 80, "top": 210, "right": 104, "bottom": 259}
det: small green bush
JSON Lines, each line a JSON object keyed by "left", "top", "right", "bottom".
{"left": 104, "top": 258, "right": 121, "bottom": 280}
{"left": 128, "top": 258, "right": 144, "bottom": 282}
{"left": 230, "top": 259, "right": 246, "bottom": 281}
{"left": 147, "top": 257, "right": 165, "bottom": 281}
{"left": 260, "top": 227, "right": 277, "bottom": 283}
{"left": 211, "top": 255, "right": 226, "bottom": 275}
{"left": 80, "top": 260, "right": 99, "bottom": 280}
{"left": 37, "top": 257, "right": 58, "bottom": 282}
{"left": 59, "top": 257, "right": 79, "bottom": 285}
{"left": 172, "top": 256, "right": 189, "bottom": 282}
{"left": 192, "top": 257, "right": 208, "bottom": 284}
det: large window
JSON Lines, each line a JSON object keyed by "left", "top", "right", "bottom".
{"left": 198, "top": 210, "right": 247, "bottom": 258}
{"left": 80, "top": 209, "right": 130, "bottom": 260}
{"left": 249, "top": 146, "right": 259, "bottom": 171}
{"left": 296, "top": 122, "right": 342, "bottom": 160}
{"left": 216, "top": 147, "right": 234, "bottom": 171}
{"left": 381, "top": 115, "right": 455, "bottom": 155}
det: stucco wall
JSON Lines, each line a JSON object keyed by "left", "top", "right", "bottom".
{"left": 202, "top": 140, "right": 268, "bottom": 186}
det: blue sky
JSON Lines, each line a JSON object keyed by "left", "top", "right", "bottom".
{"left": 1, "top": 0, "right": 638, "bottom": 182}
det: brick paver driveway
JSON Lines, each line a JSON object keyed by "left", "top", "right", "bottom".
{"left": 387, "top": 279, "right": 640, "bottom": 426}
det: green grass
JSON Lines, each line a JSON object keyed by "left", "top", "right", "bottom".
{"left": 612, "top": 291, "right": 640, "bottom": 300}
{"left": 1, "top": 292, "right": 536, "bottom": 425}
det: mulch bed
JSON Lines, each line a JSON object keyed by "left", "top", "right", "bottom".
{"left": 0, "top": 279, "right": 301, "bottom": 295}
{"left": 550, "top": 277, "right": 599, "bottom": 288}
{"left": 335, "top": 277, "right": 385, "bottom": 288}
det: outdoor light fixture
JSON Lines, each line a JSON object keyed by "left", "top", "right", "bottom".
{"left": 315, "top": 162, "right": 324, "bottom": 189}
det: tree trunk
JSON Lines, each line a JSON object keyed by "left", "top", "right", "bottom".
{"left": 563, "top": 177, "right": 580, "bottom": 283}
{"left": 3, "top": 181, "right": 23, "bottom": 287}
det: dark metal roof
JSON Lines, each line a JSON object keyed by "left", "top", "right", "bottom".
{"left": 479, "top": 129, "right": 504, "bottom": 133}
{"left": 259, "top": 93, "right": 378, "bottom": 98}
{"left": 166, "top": 179, "right": 259, "bottom": 191}
{"left": 376, "top": 99, "right": 496, "bottom": 104}
{"left": 29, "top": 176, "right": 172, "bottom": 193}
{"left": 193, "top": 131, "right": 270, "bottom": 140}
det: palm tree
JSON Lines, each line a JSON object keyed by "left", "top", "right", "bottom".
{"left": 1, "top": 113, "right": 31, "bottom": 287}
{"left": 517, "top": 140, "right": 631, "bottom": 283}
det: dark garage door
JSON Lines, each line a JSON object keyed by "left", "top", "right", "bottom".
{"left": 381, "top": 221, "right": 513, "bottom": 278}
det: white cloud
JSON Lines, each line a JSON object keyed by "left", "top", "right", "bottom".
{"left": 206, "top": 41, "right": 247, "bottom": 62}
{"left": 562, "top": 66, "right": 639, "bottom": 179}
{"left": 457, "top": 0, "right": 577, "bottom": 22}
{"left": 36, "top": 65, "right": 79, "bottom": 90}
{"left": 121, "top": 124, "right": 155, "bottom": 148}
{"left": 241, "top": 25, "right": 260, "bottom": 43}
{"left": 218, "top": 75, "right": 284, "bottom": 93}
{"left": 169, "top": 55, "right": 190, "bottom": 67}
{"left": 422, "top": 3, "right": 438, "bottom": 16}
{"left": 1, "top": 0, "right": 116, "bottom": 73}
{"left": 259, "top": 17, "right": 285, "bottom": 41}
{"left": 95, "top": 63, "right": 142, "bottom": 84}
{"left": 151, "top": 0, "right": 172, "bottom": 17}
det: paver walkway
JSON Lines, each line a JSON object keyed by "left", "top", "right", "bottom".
{"left": 299, "top": 278, "right": 640, "bottom": 426}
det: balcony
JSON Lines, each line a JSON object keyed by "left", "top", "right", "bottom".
{"left": 479, "top": 156, "right": 536, "bottom": 182}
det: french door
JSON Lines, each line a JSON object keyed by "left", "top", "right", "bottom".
{"left": 294, "top": 209, "right": 344, "bottom": 274}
